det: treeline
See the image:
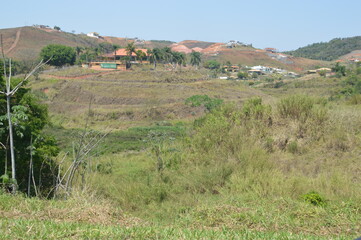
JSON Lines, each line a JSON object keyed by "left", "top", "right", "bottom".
{"left": 285, "top": 36, "right": 361, "bottom": 61}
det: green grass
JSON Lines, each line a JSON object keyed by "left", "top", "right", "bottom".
{"left": 1, "top": 218, "right": 352, "bottom": 239}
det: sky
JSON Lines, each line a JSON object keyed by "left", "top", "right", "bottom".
{"left": 1, "top": 0, "right": 361, "bottom": 51}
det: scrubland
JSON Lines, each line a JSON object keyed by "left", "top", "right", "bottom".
{"left": 2, "top": 67, "right": 361, "bottom": 239}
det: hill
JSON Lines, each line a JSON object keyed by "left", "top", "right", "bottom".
{"left": 285, "top": 36, "right": 361, "bottom": 61}
{"left": 0, "top": 27, "right": 100, "bottom": 61}
{"left": 0, "top": 26, "right": 172, "bottom": 61}
{"left": 0, "top": 26, "right": 325, "bottom": 72}
{"left": 170, "top": 41, "right": 325, "bottom": 72}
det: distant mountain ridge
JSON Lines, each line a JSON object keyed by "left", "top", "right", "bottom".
{"left": 285, "top": 36, "right": 361, "bottom": 61}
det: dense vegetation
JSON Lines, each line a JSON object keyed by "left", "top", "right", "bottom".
{"left": 0, "top": 64, "right": 58, "bottom": 195}
{"left": 286, "top": 36, "right": 361, "bottom": 61}
{"left": 40, "top": 44, "right": 76, "bottom": 67}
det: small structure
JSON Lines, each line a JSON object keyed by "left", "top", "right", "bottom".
{"left": 265, "top": 48, "right": 278, "bottom": 53}
{"left": 349, "top": 58, "right": 360, "bottom": 63}
{"left": 84, "top": 61, "right": 126, "bottom": 71}
{"left": 251, "top": 65, "right": 272, "bottom": 74}
{"left": 222, "top": 65, "right": 240, "bottom": 72}
{"left": 87, "top": 32, "right": 100, "bottom": 38}
{"left": 248, "top": 69, "right": 264, "bottom": 75}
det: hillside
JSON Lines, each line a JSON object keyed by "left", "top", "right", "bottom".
{"left": 285, "top": 36, "right": 361, "bottom": 61}
{"left": 0, "top": 27, "right": 172, "bottom": 61}
{"left": 0, "top": 27, "right": 100, "bottom": 61}
{"left": 30, "top": 67, "right": 270, "bottom": 129}
{"left": 170, "top": 41, "right": 326, "bottom": 72}
{"left": 0, "top": 26, "right": 326, "bottom": 72}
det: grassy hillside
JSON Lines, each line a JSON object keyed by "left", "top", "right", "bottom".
{"left": 285, "top": 36, "right": 361, "bottom": 61}
{"left": 0, "top": 27, "right": 100, "bottom": 61}
{"left": 0, "top": 27, "right": 173, "bottom": 62}
{"left": 29, "top": 66, "right": 270, "bottom": 129}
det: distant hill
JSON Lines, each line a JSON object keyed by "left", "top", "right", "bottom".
{"left": 170, "top": 40, "right": 325, "bottom": 72}
{"left": 0, "top": 27, "right": 101, "bottom": 61}
{"left": 0, "top": 26, "right": 325, "bottom": 72}
{"left": 285, "top": 36, "right": 361, "bottom": 61}
{"left": 0, "top": 26, "right": 172, "bottom": 61}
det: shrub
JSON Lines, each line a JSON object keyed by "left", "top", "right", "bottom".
{"left": 185, "top": 95, "right": 223, "bottom": 111}
{"left": 237, "top": 71, "right": 249, "bottom": 79}
{"left": 277, "top": 95, "right": 314, "bottom": 120}
{"left": 203, "top": 60, "right": 221, "bottom": 70}
{"left": 242, "top": 98, "right": 271, "bottom": 120}
{"left": 302, "top": 191, "right": 327, "bottom": 207}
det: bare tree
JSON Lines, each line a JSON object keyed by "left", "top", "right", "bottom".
{"left": 0, "top": 35, "right": 47, "bottom": 193}
{"left": 53, "top": 99, "right": 109, "bottom": 198}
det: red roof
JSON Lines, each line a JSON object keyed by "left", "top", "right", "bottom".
{"left": 103, "top": 48, "right": 148, "bottom": 57}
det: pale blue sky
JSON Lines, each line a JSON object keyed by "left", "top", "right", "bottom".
{"left": 1, "top": 0, "right": 361, "bottom": 51}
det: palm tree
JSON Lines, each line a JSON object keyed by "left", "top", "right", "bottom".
{"left": 135, "top": 50, "right": 146, "bottom": 64}
{"left": 75, "top": 46, "right": 84, "bottom": 57}
{"left": 151, "top": 48, "right": 163, "bottom": 69}
{"left": 112, "top": 44, "right": 121, "bottom": 62}
{"left": 125, "top": 42, "right": 136, "bottom": 69}
{"left": 190, "top": 51, "right": 202, "bottom": 69}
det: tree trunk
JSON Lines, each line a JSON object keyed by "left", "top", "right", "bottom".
{"left": 6, "top": 95, "right": 16, "bottom": 193}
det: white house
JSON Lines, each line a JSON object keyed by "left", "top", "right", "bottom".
{"left": 87, "top": 32, "right": 100, "bottom": 38}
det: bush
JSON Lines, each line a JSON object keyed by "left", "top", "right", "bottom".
{"left": 242, "top": 98, "right": 271, "bottom": 120}
{"left": 237, "top": 71, "right": 249, "bottom": 79}
{"left": 203, "top": 60, "right": 221, "bottom": 70}
{"left": 277, "top": 95, "right": 315, "bottom": 120}
{"left": 302, "top": 191, "right": 327, "bottom": 207}
{"left": 185, "top": 95, "right": 223, "bottom": 111}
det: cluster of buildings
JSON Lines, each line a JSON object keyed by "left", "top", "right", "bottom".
{"left": 222, "top": 64, "right": 298, "bottom": 77}
{"left": 225, "top": 40, "right": 252, "bottom": 48}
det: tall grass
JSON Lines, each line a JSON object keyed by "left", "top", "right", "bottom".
{"left": 78, "top": 96, "right": 361, "bottom": 237}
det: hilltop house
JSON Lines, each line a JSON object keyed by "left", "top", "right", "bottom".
{"left": 87, "top": 32, "right": 100, "bottom": 38}
{"left": 265, "top": 48, "right": 278, "bottom": 53}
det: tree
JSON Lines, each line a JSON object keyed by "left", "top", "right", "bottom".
{"left": 135, "top": 50, "right": 146, "bottom": 64}
{"left": 332, "top": 62, "right": 346, "bottom": 77}
{"left": 190, "top": 51, "right": 201, "bottom": 69}
{"left": 237, "top": 71, "right": 249, "bottom": 79}
{"left": 0, "top": 49, "right": 57, "bottom": 194}
{"left": 151, "top": 48, "right": 163, "bottom": 69}
{"left": 204, "top": 60, "right": 221, "bottom": 70}
{"left": 125, "top": 42, "right": 136, "bottom": 69}
{"left": 40, "top": 44, "right": 76, "bottom": 67}
{"left": 75, "top": 46, "right": 83, "bottom": 58}
{"left": 112, "top": 44, "right": 121, "bottom": 62}
{"left": 54, "top": 26, "right": 61, "bottom": 31}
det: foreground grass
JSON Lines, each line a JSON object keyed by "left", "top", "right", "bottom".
{"left": 1, "top": 218, "right": 351, "bottom": 240}
{"left": 1, "top": 193, "right": 353, "bottom": 239}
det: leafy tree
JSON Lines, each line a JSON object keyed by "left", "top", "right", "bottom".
{"left": 332, "top": 62, "right": 346, "bottom": 77}
{"left": 237, "top": 71, "right": 249, "bottom": 79}
{"left": 203, "top": 60, "right": 221, "bottom": 70}
{"left": 135, "top": 50, "right": 146, "bottom": 64}
{"left": 40, "top": 44, "right": 76, "bottom": 67}
{"left": 190, "top": 51, "right": 201, "bottom": 69}
{"left": 54, "top": 26, "right": 61, "bottom": 31}
{"left": 0, "top": 64, "right": 58, "bottom": 195}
